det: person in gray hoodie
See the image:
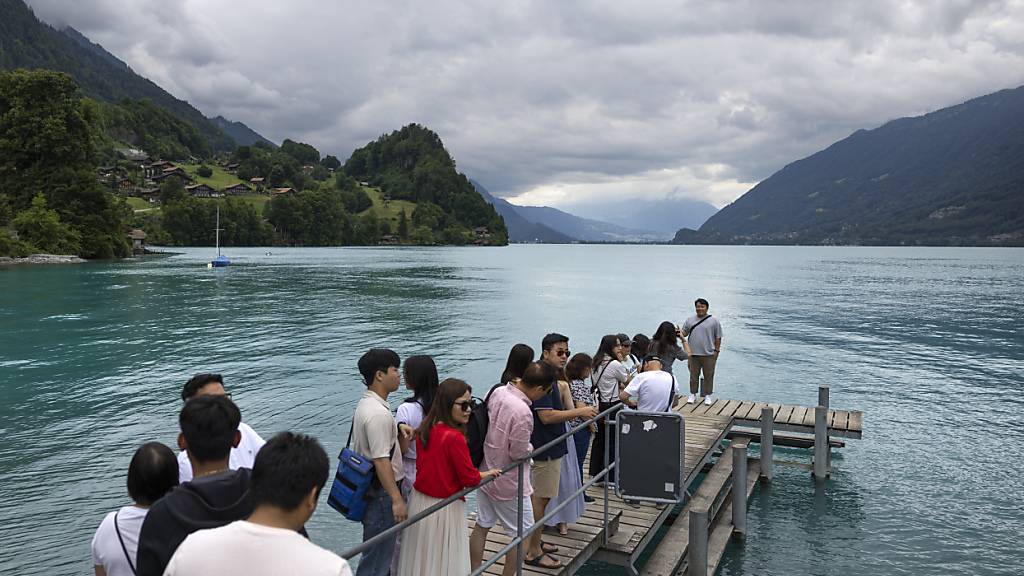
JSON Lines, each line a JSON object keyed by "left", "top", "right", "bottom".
{"left": 135, "top": 395, "right": 256, "bottom": 576}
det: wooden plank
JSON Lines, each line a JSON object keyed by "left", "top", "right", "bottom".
{"left": 732, "top": 401, "right": 754, "bottom": 420}
{"left": 789, "top": 405, "right": 808, "bottom": 427}
{"left": 802, "top": 405, "right": 817, "bottom": 427}
{"left": 741, "top": 402, "right": 765, "bottom": 421}
{"left": 832, "top": 410, "right": 849, "bottom": 432}
{"left": 716, "top": 399, "right": 741, "bottom": 417}
{"left": 849, "top": 411, "right": 863, "bottom": 433}
{"left": 774, "top": 404, "right": 795, "bottom": 424}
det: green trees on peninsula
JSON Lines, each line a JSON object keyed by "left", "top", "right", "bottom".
{"left": 0, "top": 69, "right": 129, "bottom": 258}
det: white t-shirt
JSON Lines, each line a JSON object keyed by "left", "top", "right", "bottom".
{"left": 623, "top": 370, "right": 678, "bottom": 412}
{"left": 395, "top": 400, "right": 425, "bottom": 484}
{"left": 178, "top": 421, "right": 265, "bottom": 482}
{"left": 91, "top": 505, "right": 148, "bottom": 576}
{"left": 164, "top": 520, "right": 353, "bottom": 576}
{"left": 592, "top": 359, "right": 629, "bottom": 403}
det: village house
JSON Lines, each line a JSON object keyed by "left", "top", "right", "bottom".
{"left": 302, "top": 164, "right": 315, "bottom": 174}
{"left": 144, "top": 160, "right": 175, "bottom": 178}
{"left": 271, "top": 187, "right": 296, "bottom": 197}
{"left": 151, "top": 166, "right": 193, "bottom": 184}
{"left": 473, "top": 226, "right": 491, "bottom": 245}
{"left": 137, "top": 188, "right": 160, "bottom": 202}
{"left": 186, "top": 183, "right": 219, "bottom": 198}
{"left": 226, "top": 163, "right": 240, "bottom": 173}
{"left": 249, "top": 177, "right": 267, "bottom": 192}
{"left": 222, "top": 182, "right": 252, "bottom": 196}
{"left": 126, "top": 229, "right": 147, "bottom": 254}
{"left": 117, "top": 177, "right": 134, "bottom": 193}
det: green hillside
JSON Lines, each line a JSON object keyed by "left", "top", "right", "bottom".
{"left": 0, "top": 0, "right": 235, "bottom": 154}
{"left": 344, "top": 124, "right": 508, "bottom": 245}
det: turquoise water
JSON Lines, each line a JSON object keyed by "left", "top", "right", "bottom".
{"left": 1, "top": 245, "right": 1022, "bottom": 575}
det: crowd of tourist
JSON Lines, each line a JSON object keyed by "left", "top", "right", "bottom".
{"left": 90, "top": 299, "right": 722, "bottom": 576}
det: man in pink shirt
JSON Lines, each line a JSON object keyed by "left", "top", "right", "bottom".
{"left": 470, "top": 362, "right": 553, "bottom": 576}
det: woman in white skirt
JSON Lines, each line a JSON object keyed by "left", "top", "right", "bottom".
{"left": 397, "top": 378, "right": 501, "bottom": 575}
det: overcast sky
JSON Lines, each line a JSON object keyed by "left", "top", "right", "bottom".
{"left": 27, "top": 0, "right": 1024, "bottom": 209}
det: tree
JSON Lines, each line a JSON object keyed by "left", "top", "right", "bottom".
{"left": 0, "top": 69, "right": 128, "bottom": 258}
{"left": 196, "top": 165, "right": 213, "bottom": 177}
{"left": 321, "top": 155, "right": 341, "bottom": 170}
{"left": 12, "top": 193, "right": 81, "bottom": 254}
{"left": 397, "top": 208, "right": 409, "bottom": 239}
{"left": 159, "top": 177, "right": 186, "bottom": 205}
{"left": 279, "top": 139, "right": 321, "bottom": 165}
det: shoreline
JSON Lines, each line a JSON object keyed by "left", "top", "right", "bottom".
{"left": 0, "top": 254, "right": 88, "bottom": 265}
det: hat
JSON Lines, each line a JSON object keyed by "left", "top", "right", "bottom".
{"left": 642, "top": 355, "right": 662, "bottom": 364}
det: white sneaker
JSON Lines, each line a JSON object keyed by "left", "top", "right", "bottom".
{"left": 704, "top": 395, "right": 713, "bottom": 405}
{"left": 687, "top": 394, "right": 696, "bottom": 404}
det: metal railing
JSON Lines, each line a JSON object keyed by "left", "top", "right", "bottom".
{"left": 339, "top": 400, "right": 625, "bottom": 576}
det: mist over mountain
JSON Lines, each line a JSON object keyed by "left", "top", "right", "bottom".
{"left": 570, "top": 197, "right": 718, "bottom": 238}
{"left": 472, "top": 181, "right": 574, "bottom": 243}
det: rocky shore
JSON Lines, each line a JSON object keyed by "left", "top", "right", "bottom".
{"left": 0, "top": 254, "right": 87, "bottom": 265}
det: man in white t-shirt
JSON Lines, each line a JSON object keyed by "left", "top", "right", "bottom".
{"left": 176, "top": 373, "right": 265, "bottom": 482}
{"left": 620, "top": 356, "right": 678, "bottom": 413}
{"left": 165, "top": 431, "right": 352, "bottom": 576}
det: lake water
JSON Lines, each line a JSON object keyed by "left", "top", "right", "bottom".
{"left": 1, "top": 245, "right": 1022, "bottom": 575}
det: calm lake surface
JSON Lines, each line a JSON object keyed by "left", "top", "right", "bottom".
{"left": 1, "top": 245, "right": 1022, "bottom": 575}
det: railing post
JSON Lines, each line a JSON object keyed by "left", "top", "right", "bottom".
{"left": 516, "top": 462, "right": 524, "bottom": 576}
{"left": 813, "top": 405, "right": 829, "bottom": 479}
{"left": 602, "top": 412, "right": 611, "bottom": 546}
{"left": 760, "top": 407, "right": 773, "bottom": 482}
{"left": 732, "top": 442, "right": 747, "bottom": 539}
{"left": 688, "top": 505, "right": 708, "bottom": 576}
{"left": 818, "top": 385, "right": 829, "bottom": 411}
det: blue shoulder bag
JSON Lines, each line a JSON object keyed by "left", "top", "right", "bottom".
{"left": 327, "top": 421, "right": 375, "bottom": 521}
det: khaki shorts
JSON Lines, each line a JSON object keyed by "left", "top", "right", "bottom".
{"left": 530, "top": 457, "right": 562, "bottom": 499}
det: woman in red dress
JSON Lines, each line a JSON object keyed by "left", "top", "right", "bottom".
{"left": 397, "top": 378, "right": 501, "bottom": 575}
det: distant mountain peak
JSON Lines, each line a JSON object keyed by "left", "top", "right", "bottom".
{"left": 211, "top": 116, "right": 276, "bottom": 148}
{"left": 676, "top": 84, "right": 1024, "bottom": 246}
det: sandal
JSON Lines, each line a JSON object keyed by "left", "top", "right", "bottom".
{"left": 541, "top": 540, "right": 559, "bottom": 554}
{"left": 524, "top": 553, "right": 563, "bottom": 569}
{"left": 558, "top": 523, "right": 568, "bottom": 536}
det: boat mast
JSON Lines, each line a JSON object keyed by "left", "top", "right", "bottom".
{"left": 215, "top": 204, "right": 221, "bottom": 257}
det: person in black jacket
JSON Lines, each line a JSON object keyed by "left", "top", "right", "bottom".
{"left": 135, "top": 395, "right": 254, "bottom": 576}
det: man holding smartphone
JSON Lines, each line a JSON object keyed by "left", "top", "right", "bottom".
{"left": 681, "top": 298, "right": 723, "bottom": 406}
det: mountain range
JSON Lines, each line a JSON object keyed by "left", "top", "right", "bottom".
{"left": 0, "top": 0, "right": 270, "bottom": 152}
{"left": 473, "top": 181, "right": 687, "bottom": 243}
{"left": 676, "top": 85, "right": 1024, "bottom": 246}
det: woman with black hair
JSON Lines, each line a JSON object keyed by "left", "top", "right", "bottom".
{"left": 501, "top": 343, "right": 535, "bottom": 384}
{"left": 588, "top": 334, "right": 630, "bottom": 485}
{"left": 92, "top": 442, "right": 179, "bottom": 576}
{"left": 395, "top": 355, "right": 440, "bottom": 495}
{"left": 631, "top": 334, "right": 651, "bottom": 365}
{"left": 397, "top": 379, "right": 501, "bottom": 575}
{"left": 650, "top": 321, "right": 690, "bottom": 376}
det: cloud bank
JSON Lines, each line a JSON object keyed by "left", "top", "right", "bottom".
{"left": 26, "top": 0, "right": 1024, "bottom": 209}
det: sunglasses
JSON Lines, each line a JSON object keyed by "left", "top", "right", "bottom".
{"left": 454, "top": 400, "right": 473, "bottom": 412}
{"left": 555, "top": 349, "right": 571, "bottom": 357}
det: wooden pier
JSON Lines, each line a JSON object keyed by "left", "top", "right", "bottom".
{"left": 471, "top": 392, "right": 863, "bottom": 575}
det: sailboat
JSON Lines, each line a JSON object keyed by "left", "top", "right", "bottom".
{"left": 210, "top": 204, "right": 230, "bottom": 268}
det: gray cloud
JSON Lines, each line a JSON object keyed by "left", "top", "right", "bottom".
{"left": 26, "top": 0, "right": 1024, "bottom": 208}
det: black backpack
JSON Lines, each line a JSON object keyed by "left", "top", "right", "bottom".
{"left": 467, "top": 383, "right": 503, "bottom": 468}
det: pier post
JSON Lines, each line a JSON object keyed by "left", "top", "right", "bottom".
{"left": 813, "top": 405, "right": 829, "bottom": 479}
{"left": 760, "top": 407, "right": 773, "bottom": 482}
{"left": 732, "top": 441, "right": 748, "bottom": 539}
{"left": 688, "top": 505, "right": 709, "bottom": 576}
{"left": 818, "top": 385, "right": 831, "bottom": 469}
